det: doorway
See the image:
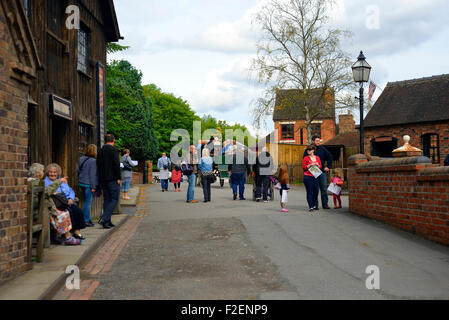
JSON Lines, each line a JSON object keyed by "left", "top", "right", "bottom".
{"left": 52, "top": 117, "right": 68, "bottom": 173}
{"left": 370, "top": 137, "right": 398, "bottom": 158}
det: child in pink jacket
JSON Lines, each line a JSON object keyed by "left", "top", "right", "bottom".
{"left": 331, "top": 169, "right": 344, "bottom": 209}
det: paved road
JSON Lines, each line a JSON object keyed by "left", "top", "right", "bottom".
{"left": 73, "top": 182, "right": 449, "bottom": 300}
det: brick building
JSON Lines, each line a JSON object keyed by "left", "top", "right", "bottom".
{"left": 273, "top": 88, "right": 336, "bottom": 145}
{"left": 324, "top": 112, "right": 360, "bottom": 168}
{"left": 363, "top": 74, "right": 449, "bottom": 166}
{"left": 0, "top": 0, "right": 121, "bottom": 284}
{"left": 0, "top": 0, "right": 41, "bottom": 283}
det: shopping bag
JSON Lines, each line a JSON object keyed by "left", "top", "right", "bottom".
{"left": 50, "top": 209, "right": 72, "bottom": 235}
{"left": 327, "top": 182, "right": 342, "bottom": 195}
{"left": 281, "top": 190, "right": 288, "bottom": 203}
{"left": 274, "top": 182, "right": 282, "bottom": 190}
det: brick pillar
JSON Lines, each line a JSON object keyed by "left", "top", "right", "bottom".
{"left": 146, "top": 161, "right": 153, "bottom": 184}
{"left": 347, "top": 154, "right": 367, "bottom": 213}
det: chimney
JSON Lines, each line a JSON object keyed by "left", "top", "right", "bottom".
{"left": 339, "top": 112, "right": 355, "bottom": 134}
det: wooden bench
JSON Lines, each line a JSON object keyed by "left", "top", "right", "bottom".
{"left": 27, "top": 180, "right": 48, "bottom": 263}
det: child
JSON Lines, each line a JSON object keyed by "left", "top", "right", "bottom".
{"left": 276, "top": 165, "right": 290, "bottom": 213}
{"left": 172, "top": 164, "right": 182, "bottom": 192}
{"left": 331, "top": 169, "right": 344, "bottom": 209}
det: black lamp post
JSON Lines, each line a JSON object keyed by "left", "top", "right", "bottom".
{"left": 352, "top": 51, "right": 371, "bottom": 155}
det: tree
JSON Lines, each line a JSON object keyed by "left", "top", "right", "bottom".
{"left": 251, "top": 0, "right": 356, "bottom": 144}
{"left": 143, "top": 84, "right": 201, "bottom": 157}
{"left": 106, "top": 60, "right": 158, "bottom": 161}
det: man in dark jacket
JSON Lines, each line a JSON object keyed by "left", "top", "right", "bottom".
{"left": 97, "top": 134, "right": 121, "bottom": 228}
{"left": 228, "top": 147, "right": 251, "bottom": 200}
{"left": 303, "top": 136, "right": 333, "bottom": 209}
{"left": 254, "top": 148, "right": 274, "bottom": 202}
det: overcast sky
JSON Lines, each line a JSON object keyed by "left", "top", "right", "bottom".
{"left": 110, "top": 0, "right": 449, "bottom": 137}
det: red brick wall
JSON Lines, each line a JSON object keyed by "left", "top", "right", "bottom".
{"left": 364, "top": 122, "right": 449, "bottom": 166}
{"left": 339, "top": 114, "right": 355, "bottom": 134}
{"left": 274, "top": 119, "right": 336, "bottom": 145}
{"left": 0, "top": 6, "right": 31, "bottom": 283}
{"left": 348, "top": 155, "right": 449, "bottom": 246}
{"left": 131, "top": 172, "right": 143, "bottom": 185}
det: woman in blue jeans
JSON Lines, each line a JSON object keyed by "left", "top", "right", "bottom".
{"left": 302, "top": 145, "right": 322, "bottom": 212}
{"left": 77, "top": 144, "right": 99, "bottom": 227}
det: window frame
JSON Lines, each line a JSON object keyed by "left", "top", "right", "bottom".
{"left": 281, "top": 124, "right": 295, "bottom": 140}
{"left": 422, "top": 133, "right": 440, "bottom": 164}
{"left": 77, "top": 27, "right": 89, "bottom": 74}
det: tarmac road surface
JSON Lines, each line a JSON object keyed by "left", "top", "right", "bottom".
{"left": 57, "top": 183, "right": 449, "bottom": 300}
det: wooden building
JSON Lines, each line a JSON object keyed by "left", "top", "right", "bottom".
{"left": 273, "top": 88, "right": 336, "bottom": 145}
{"left": 0, "top": 0, "right": 121, "bottom": 283}
{"left": 363, "top": 74, "right": 449, "bottom": 166}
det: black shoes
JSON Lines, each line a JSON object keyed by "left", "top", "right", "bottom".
{"left": 233, "top": 194, "right": 237, "bottom": 200}
{"left": 99, "top": 219, "right": 115, "bottom": 229}
{"left": 85, "top": 221, "right": 95, "bottom": 227}
{"left": 323, "top": 205, "right": 331, "bottom": 210}
{"left": 73, "top": 233, "right": 86, "bottom": 240}
{"left": 239, "top": 198, "right": 246, "bottom": 201}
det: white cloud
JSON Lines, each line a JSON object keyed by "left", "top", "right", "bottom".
{"left": 110, "top": 0, "right": 449, "bottom": 134}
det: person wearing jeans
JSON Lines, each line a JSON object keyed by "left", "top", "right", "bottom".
{"left": 77, "top": 144, "right": 99, "bottom": 227}
{"left": 185, "top": 145, "right": 199, "bottom": 203}
{"left": 157, "top": 153, "right": 171, "bottom": 192}
{"left": 302, "top": 145, "right": 322, "bottom": 212}
{"left": 199, "top": 148, "right": 213, "bottom": 202}
{"left": 97, "top": 134, "right": 121, "bottom": 229}
{"left": 228, "top": 148, "right": 250, "bottom": 200}
{"left": 303, "top": 136, "right": 333, "bottom": 209}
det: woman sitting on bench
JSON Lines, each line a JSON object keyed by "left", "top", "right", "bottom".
{"left": 44, "top": 163, "right": 86, "bottom": 243}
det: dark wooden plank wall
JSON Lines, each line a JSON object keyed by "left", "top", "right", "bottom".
{"left": 28, "top": 0, "right": 109, "bottom": 218}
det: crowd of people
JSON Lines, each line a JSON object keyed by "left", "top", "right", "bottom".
{"left": 28, "top": 134, "right": 137, "bottom": 246}
{"left": 155, "top": 135, "right": 345, "bottom": 214}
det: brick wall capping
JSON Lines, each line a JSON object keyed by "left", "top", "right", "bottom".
{"left": 417, "top": 166, "right": 449, "bottom": 182}
{"left": 356, "top": 156, "right": 431, "bottom": 168}
{"left": 347, "top": 154, "right": 367, "bottom": 166}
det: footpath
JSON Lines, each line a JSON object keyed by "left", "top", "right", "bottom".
{"left": 0, "top": 185, "right": 142, "bottom": 300}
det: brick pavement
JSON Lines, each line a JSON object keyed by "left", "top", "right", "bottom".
{"left": 52, "top": 186, "right": 150, "bottom": 300}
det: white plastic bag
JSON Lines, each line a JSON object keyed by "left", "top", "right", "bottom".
{"left": 281, "top": 190, "right": 288, "bottom": 203}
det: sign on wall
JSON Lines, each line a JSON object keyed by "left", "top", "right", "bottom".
{"left": 96, "top": 62, "right": 106, "bottom": 148}
{"left": 50, "top": 94, "right": 72, "bottom": 120}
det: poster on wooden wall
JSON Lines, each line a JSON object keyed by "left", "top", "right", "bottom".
{"left": 96, "top": 62, "right": 106, "bottom": 148}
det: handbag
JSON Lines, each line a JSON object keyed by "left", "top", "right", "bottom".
{"left": 51, "top": 193, "right": 69, "bottom": 211}
{"left": 50, "top": 209, "right": 72, "bottom": 235}
{"left": 209, "top": 174, "right": 217, "bottom": 184}
{"left": 122, "top": 161, "right": 132, "bottom": 171}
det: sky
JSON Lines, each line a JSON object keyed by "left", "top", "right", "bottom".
{"left": 109, "top": 0, "right": 449, "bottom": 137}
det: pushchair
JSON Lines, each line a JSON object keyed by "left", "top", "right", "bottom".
{"left": 252, "top": 176, "right": 275, "bottom": 201}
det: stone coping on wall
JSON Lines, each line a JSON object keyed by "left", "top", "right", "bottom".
{"left": 348, "top": 155, "right": 435, "bottom": 173}
{"left": 417, "top": 166, "right": 449, "bottom": 182}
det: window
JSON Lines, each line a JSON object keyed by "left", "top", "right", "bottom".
{"left": 311, "top": 124, "right": 321, "bottom": 138}
{"left": 281, "top": 124, "right": 294, "bottom": 140}
{"left": 422, "top": 133, "right": 440, "bottom": 164}
{"left": 300, "top": 128, "right": 304, "bottom": 145}
{"left": 77, "top": 28, "right": 89, "bottom": 74}
{"left": 79, "top": 124, "right": 92, "bottom": 156}
{"left": 23, "top": 0, "right": 31, "bottom": 19}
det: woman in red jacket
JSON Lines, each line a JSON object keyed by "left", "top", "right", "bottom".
{"left": 302, "top": 145, "right": 322, "bottom": 212}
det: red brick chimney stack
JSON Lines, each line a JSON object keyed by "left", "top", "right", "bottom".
{"left": 339, "top": 112, "right": 355, "bottom": 134}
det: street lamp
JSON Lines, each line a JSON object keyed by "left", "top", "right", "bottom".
{"left": 352, "top": 51, "right": 371, "bottom": 155}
